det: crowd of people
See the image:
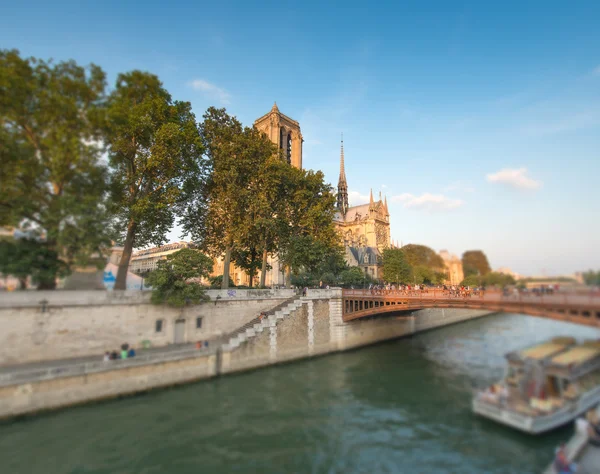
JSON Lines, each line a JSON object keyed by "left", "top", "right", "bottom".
{"left": 365, "top": 283, "right": 483, "bottom": 298}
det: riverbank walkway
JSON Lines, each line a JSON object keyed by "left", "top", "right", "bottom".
{"left": 0, "top": 342, "right": 212, "bottom": 387}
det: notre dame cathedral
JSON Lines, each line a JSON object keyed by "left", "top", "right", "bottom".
{"left": 333, "top": 138, "right": 391, "bottom": 280}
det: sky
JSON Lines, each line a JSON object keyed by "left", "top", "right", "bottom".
{"left": 3, "top": 0, "right": 600, "bottom": 276}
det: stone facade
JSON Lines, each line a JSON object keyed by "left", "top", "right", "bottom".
{"left": 254, "top": 102, "right": 303, "bottom": 169}
{"left": 439, "top": 250, "right": 464, "bottom": 285}
{"left": 333, "top": 139, "right": 391, "bottom": 279}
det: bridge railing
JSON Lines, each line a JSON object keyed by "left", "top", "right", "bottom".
{"left": 342, "top": 288, "right": 600, "bottom": 307}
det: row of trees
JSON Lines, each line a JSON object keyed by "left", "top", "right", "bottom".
{"left": 0, "top": 50, "right": 342, "bottom": 290}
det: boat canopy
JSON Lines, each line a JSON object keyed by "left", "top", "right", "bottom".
{"left": 546, "top": 341, "right": 600, "bottom": 378}
{"left": 506, "top": 338, "right": 574, "bottom": 365}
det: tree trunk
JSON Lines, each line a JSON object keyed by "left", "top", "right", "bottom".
{"left": 37, "top": 241, "right": 58, "bottom": 290}
{"left": 221, "top": 246, "right": 231, "bottom": 289}
{"left": 115, "top": 220, "right": 137, "bottom": 291}
{"left": 285, "top": 266, "right": 291, "bottom": 288}
{"left": 260, "top": 248, "right": 268, "bottom": 288}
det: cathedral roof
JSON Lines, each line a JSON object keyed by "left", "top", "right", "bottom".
{"left": 334, "top": 203, "right": 370, "bottom": 222}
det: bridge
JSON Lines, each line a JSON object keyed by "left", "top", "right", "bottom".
{"left": 342, "top": 289, "right": 600, "bottom": 328}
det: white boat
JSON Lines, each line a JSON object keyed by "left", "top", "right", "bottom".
{"left": 472, "top": 337, "right": 600, "bottom": 434}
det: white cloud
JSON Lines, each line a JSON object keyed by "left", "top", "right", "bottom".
{"left": 348, "top": 190, "right": 370, "bottom": 206}
{"left": 486, "top": 168, "right": 541, "bottom": 190}
{"left": 189, "top": 79, "right": 231, "bottom": 105}
{"left": 443, "top": 181, "right": 475, "bottom": 193}
{"left": 391, "top": 193, "right": 464, "bottom": 211}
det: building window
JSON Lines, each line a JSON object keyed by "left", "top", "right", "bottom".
{"left": 155, "top": 319, "right": 163, "bottom": 333}
{"left": 196, "top": 317, "right": 202, "bottom": 329}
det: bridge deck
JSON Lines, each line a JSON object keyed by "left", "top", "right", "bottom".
{"left": 342, "top": 289, "right": 600, "bottom": 328}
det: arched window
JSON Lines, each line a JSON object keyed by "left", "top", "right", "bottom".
{"left": 286, "top": 133, "right": 292, "bottom": 164}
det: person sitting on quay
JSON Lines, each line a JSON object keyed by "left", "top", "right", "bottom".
{"left": 128, "top": 347, "right": 136, "bottom": 358}
{"left": 110, "top": 350, "right": 119, "bottom": 360}
{"left": 121, "top": 347, "right": 128, "bottom": 359}
{"left": 103, "top": 351, "right": 110, "bottom": 363}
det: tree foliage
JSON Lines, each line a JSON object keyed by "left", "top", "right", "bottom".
{"left": 381, "top": 248, "right": 412, "bottom": 284}
{"left": 462, "top": 250, "right": 491, "bottom": 277}
{"left": 582, "top": 270, "right": 600, "bottom": 286}
{"left": 0, "top": 49, "right": 112, "bottom": 288}
{"left": 105, "top": 71, "right": 205, "bottom": 290}
{"left": 400, "top": 244, "right": 445, "bottom": 270}
{"left": 145, "top": 248, "right": 213, "bottom": 307}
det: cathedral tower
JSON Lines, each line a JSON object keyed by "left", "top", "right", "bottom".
{"left": 254, "top": 102, "right": 303, "bottom": 169}
{"left": 337, "top": 135, "right": 349, "bottom": 216}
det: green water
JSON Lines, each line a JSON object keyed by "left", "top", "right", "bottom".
{"left": 1, "top": 313, "right": 599, "bottom": 474}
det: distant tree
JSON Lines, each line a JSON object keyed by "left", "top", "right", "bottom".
{"left": 582, "top": 270, "right": 600, "bottom": 286}
{"left": 145, "top": 248, "right": 212, "bottom": 307}
{"left": 382, "top": 248, "right": 412, "bottom": 284}
{"left": 460, "top": 274, "right": 481, "bottom": 287}
{"left": 400, "top": 244, "right": 445, "bottom": 270}
{"left": 105, "top": 71, "right": 205, "bottom": 290}
{"left": 412, "top": 265, "right": 446, "bottom": 285}
{"left": 462, "top": 250, "right": 491, "bottom": 277}
{"left": 482, "top": 272, "right": 516, "bottom": 288}
{"left": 0, "top": 50, "right": 113, "bottom": 289}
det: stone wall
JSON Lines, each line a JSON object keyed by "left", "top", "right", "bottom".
{"left": 0, "top": 290, "right": 294, "bottom": 365}
{"left": 0, "top": 289, "right": 498, "bottom": 419}
{"left": 0, "top": 354, "right": 216, "bottom": 418}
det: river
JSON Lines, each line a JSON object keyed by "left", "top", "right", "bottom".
{"left": 1, "top": 313, "right": 599, "bottom": 474}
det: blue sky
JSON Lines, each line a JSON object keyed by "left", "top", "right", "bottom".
{"left": 3, "top": 0, "right": 600, "bottom": 276}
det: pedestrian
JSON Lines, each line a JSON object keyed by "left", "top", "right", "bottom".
{"left": 103, "top": 351, "right": 110, "bottom": 362}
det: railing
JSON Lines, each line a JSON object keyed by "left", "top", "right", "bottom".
{"left": 0, "top": 346, "right": 217, "bottom": 388}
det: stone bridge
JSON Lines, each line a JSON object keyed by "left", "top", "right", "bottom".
{"left": 342, "top": 289, "right": 600, "bottom": 328}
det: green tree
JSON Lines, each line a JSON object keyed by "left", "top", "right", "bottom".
{"left": 482, "top": 271, "right": 516, "bottom": 288}
{"left": 105, "top": 71, "right": 205, "bottom": 290}
{"left": 582, "top": 270, "right": 600, "bottom": 286}
{"left": 278, "top": 169, "right": 342, "bottom": 283}
{"left": 412, "top": 265, "right": 446, "bottom": 285}
{"left": 183, "top": 107, "right": 245, "bottom": 289}
{"left": 382, "top": 248, "right": 412, "bottom": 284}
{"left": 0, "top": 50, "right": 112, "bottom": 288}
{"left": 400, "top": 244, "right": 445, "bottom": 270}
{"left": 460, "top": 274, "right": 481, "bottom": 287}
{"left": 208, "top": 274, "right": 235, "bottom": 288}
{"left": 462, "top": 250, "right": 491, "bottom": 277}
{"left": 339, "top": 266, "right": 373, "bottom": 288}
{"left": 146, "top": 248, "right": 212, "bottom": 307}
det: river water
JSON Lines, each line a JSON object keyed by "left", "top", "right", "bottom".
{"left": 1, "top": 313, "right": 599, "bottom": 474}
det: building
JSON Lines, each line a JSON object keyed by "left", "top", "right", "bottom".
{"left": 333, "top": 138, "right": 391, "bottom": 279}
{"left": 254, "top": 102, "right": 303, "bottom": 169}
{"left": 439, "top": 250, "right": 464, "bottom": 285}
{"left": 496, "top": 267, "right": 522, "bottom": 281}
{"left": 129, "top": 241, "right": 193, "bottom": 274}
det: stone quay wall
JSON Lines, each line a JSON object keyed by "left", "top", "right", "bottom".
{"left": 0, "top": 289, "right": 495, "bottom": 418}
{"left": 0, "top": 289, "right": 295, "bottom": 365}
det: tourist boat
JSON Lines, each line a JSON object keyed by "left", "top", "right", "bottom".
{"left": 472, "top": 337, "right": 600, "bottom": 434}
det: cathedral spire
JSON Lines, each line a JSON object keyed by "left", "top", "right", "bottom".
{"left": 336, "top": 134, "right": 349, "bottom": 216}
{"left": 369, "top": 188, "right": 374, "bottom": 205}
{"left": 384, "top": 195, "right": 389, "bottom": 215}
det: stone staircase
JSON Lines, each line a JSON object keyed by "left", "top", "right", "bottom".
{"left": 223, "top": 296, "right": 303, "bottom": 350}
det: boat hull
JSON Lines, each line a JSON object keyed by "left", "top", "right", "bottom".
{"left": 472, "top": 385, "right": 600, "bottom": 434}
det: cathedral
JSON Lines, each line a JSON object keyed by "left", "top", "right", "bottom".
{"left": 333, "top": 138, "right": 391, "bottom": 279}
